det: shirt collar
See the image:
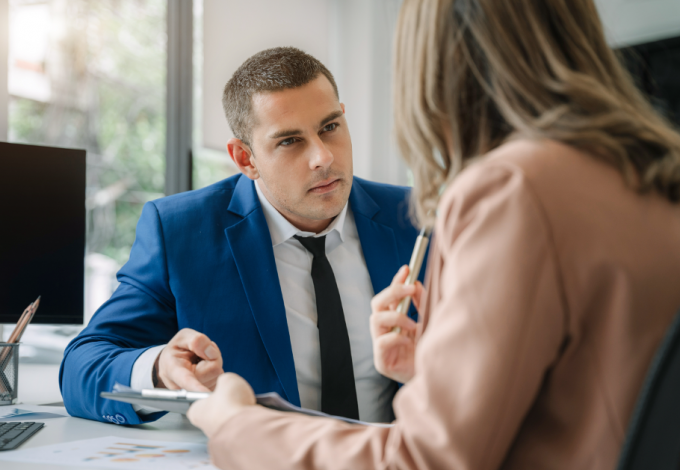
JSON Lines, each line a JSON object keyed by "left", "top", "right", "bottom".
{"left": 255, "top": 180, "right": 348, "bottom": 247}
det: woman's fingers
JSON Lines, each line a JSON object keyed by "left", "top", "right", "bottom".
{"left": 370, "top": 309, "right": 418, "bottom": 337}
{"left": 373, "top": 332, "right": 416, "bottom": 383}
{"left": 371, "top": 282, "right": 417, "bottom": 313}
{"left": 374, "top": 330, "right": 413, "bottom": 354}
{"left": 391, "top": 265, "right": 409, "bottom": 285}
{"left": 412, "top": 281, "right": 425, "bottom": 312}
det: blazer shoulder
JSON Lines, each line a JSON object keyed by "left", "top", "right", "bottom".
{"left": 352, "top": 176, "right": 417, "bottom": 234}
{"left": 353, "top": 176, "right": 412, "bottom": 203}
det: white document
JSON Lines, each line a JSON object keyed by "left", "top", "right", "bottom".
{"left": 0, "top": 406, "right": 69, "bottom": 421}
{"left": 0, "top": 436, "right": 218, "bottom": 470}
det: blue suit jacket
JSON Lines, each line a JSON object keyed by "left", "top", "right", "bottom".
{"left": 60, "top": 174, "right": 423, "bottom": 425}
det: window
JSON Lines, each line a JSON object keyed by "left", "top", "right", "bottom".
{"left": 191, "top": 0, "right": 236, "bottom": 190}
{"left": 7, "top": 0, "right": 166, "bottom": 361}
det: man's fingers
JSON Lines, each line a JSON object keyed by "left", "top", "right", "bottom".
{"left": 171, "top": 368, "right": 212, "bottom": 392}
{"left": 187, "top": 336, "right": 220, "bottom": 362}
{"left": 169, "top": 328, "right": 200, "bottom": 346}
{"left": 170, "top": 329, "right": 221, "bottom": 362}
{"left": 160, "top": 375, "right": 179, "bottom": 390}
{"left": 195, "top": 359, "right": 225, "bottom": 383}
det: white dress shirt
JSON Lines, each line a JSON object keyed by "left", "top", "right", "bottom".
{"left": 131, "top": 181, "right": 396, "bottom": 422}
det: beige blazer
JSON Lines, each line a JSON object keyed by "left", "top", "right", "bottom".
{"left": 208, "top": 139, "right": 680, "bottom": 470}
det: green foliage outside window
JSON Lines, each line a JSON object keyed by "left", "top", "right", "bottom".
{"left": 9, "top": 0, "right": 166, "bottom": 266}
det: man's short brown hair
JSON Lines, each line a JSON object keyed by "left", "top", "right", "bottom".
{"left": 222, "top": 47, "right": 339, "bottom": 146}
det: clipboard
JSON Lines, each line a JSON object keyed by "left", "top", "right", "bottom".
{"left": 100, "top": 385, "right": 392, "bottom": 427}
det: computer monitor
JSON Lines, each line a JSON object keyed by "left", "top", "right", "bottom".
{"left": 0, "top": 142, "right": 86, "bottom": 325}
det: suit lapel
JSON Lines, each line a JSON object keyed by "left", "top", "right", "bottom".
{"left": 224, "top": 177, "right": 300, "bottom": 405}
{"left": 349, "top": 178, "right": 402, "bottom": 298}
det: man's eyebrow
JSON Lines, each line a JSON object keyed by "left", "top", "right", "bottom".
{"left": 318, "top": 110, "right": 344, "bottom": 128}
{"left": 268, "top": 128, "right": 302, "bottom": 140}
{"left": 267, "top": 110, "right": 344, "bottom": 140}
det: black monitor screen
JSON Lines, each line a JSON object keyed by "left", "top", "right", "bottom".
{"left": 0, "top": 142, "right": 86, "bottom": 324}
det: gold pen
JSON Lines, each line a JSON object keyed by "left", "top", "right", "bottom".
{"left": 393, "top": 227, "right": 432, "bottom": 333}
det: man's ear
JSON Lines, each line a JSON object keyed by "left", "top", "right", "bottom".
{"left": 226, "top": 138, "right": 259, "bottom": 180}
{"left": 340, "top": 103, "right": 345, "bottom": 114}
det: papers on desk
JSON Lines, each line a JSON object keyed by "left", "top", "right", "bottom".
{"left": 254, "top": 393, "right": 393, "bottom": 428}
{"left": 0, "top": 436, "right": 218, "bottom": 470}
{"left": 0, "top": 406, "right": 69, "bottom": 421}
{"left": 102, "top": 383, "right": 393, "bottom": 428}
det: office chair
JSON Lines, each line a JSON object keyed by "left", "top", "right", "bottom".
{"left": 617, "top": 310, "right": 680, "bottom": 470}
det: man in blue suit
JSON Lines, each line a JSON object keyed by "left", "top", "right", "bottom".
{"left": 60, "top": 47, "right": 422, "bottom": 425}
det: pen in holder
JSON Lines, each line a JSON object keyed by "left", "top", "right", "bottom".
{"left": 0, "top": 296, "right": 40, "bottom": 404}
{"left": 0, "top": 343, "right": 20, "bottom": 405}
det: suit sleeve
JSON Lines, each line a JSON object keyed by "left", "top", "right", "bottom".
{"left": 204, "top": 162, "right": 567, "bottom": 470}
{"left": 60, "top": 201, "right": 179, "bottom": 425}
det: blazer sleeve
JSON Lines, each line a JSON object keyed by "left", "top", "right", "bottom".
{"left": 205, "top": 162, "right": 567, "bottom": 470}
{"left": 59, "top": 201, "right": 179, "bottom": 425}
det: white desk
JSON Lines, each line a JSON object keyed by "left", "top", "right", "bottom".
{"left": 1, "top": 364, "right": 209, "bottom": 470}
{"left": 0, "top": 406, "right": 207, "bottom": 470}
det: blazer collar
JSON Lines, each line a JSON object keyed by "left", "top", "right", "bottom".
{"left": 227, "top": 174, "right": 261, "bottom": 219}
{"left": 348, "top": 178, "right": 402, "bottom": 304}
{"left": 348, "top": 177, "right": 380, "bottom": 220}
{"left": 224, "top": 175, "right": 300, "bottom": 405}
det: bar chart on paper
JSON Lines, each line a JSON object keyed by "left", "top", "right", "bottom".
{"left": 0, "top": 436, "right": 218, "bottom": 469}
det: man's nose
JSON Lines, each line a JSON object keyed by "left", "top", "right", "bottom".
{"left": 308, "top": 136, "right": 334, "bottom": 170}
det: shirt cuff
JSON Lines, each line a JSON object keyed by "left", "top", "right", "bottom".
{"left": 130, "top": 344, "right": 166, "bottom": 415}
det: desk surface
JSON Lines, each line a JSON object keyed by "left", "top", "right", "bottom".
{"left": 1, "top": 363, "right": 209, "bottom": 470}
{"left": 0, "top": 405, "right": 208, "bottom": 470}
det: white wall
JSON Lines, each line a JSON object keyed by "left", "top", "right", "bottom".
{"left": 202, "top": 0, "right": 330, "bottom": 153}
{"left": 0, "top": 0, "right": 8, "bottom": 141}
{"left": 594, "top": 0, "right": 680, "bottom": 47}
{"left": 203, "top": 0, "right": 407, "bottom": 185}
{"left": 329, "top": 0, "right": 406, "bottom": 185}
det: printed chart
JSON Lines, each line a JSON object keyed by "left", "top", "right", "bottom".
{"left": 0, "top": 436, "right": 218, "bottom": 469}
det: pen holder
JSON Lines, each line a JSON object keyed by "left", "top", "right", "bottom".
{"left": 0, "top": 343, "right": 20, "bottom": 405}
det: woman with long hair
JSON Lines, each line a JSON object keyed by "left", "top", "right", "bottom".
{"left": 188, "top": 1, "right": 680, "bottom": 468}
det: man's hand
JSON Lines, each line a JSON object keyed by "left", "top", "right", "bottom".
{"left": 155, "top": 328, "right": 224, "bottom": 392}
{"left": 369, "top": 265, "right": 423, "bottom": 384}
{"left": 187, "top": 373, "right": 256, "bottom": 438}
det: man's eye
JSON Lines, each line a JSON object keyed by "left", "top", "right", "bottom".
{"left": 279, "top": 138, "right": 297, "bottom": 147}
{"left": 322, "top": 123, "right": 338, "bottom": 133}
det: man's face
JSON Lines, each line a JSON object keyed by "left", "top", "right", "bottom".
{"left": 247, "top": 75, "right": 353, "bottom": 232}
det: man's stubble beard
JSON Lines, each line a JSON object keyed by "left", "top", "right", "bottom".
{"left": 261, "top": 171, "right": 351, "bottom": 223}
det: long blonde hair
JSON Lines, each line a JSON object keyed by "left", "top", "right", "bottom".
{"left": 394, "top": 0, "right": 680, "bottom": 227}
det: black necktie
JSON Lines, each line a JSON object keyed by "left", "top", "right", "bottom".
{"left": 294, "top": 235, "right": 360, "bottom": 420}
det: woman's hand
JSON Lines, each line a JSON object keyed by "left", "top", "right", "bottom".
{"left": 369, "top": 265, "right": 423, "bottom": 384}
{"left": 187, "top": 373, "right": 256, "bottom": 439}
